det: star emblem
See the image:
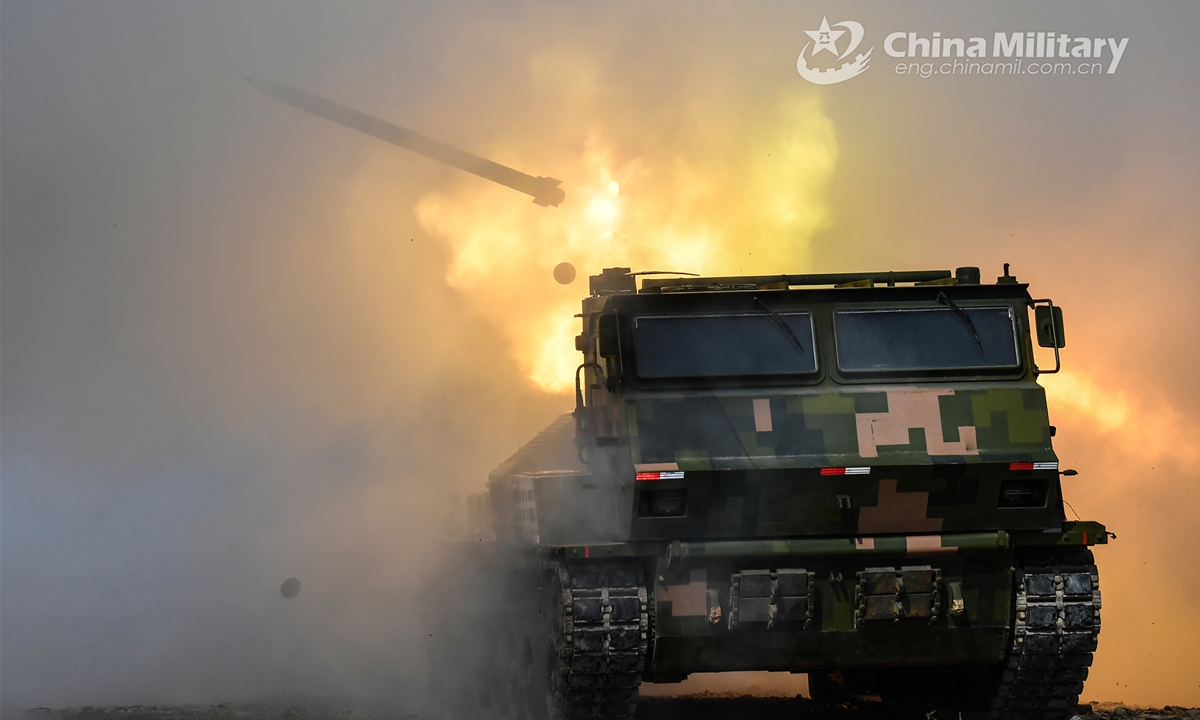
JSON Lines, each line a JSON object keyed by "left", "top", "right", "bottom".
{"left": 804, "top": 17, "right": 845, "bottom": 57}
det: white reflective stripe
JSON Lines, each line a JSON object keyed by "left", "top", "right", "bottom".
{"left": 660, "top": 471, "right": 685, "bottom": 480}
{"left": 844, "top": 467, "right": 871, "bottom": 475}
{"left": 1033, "top": 462, "right": 1059, "bottom": 470}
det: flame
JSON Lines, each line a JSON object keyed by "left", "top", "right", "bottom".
{"left": 410, "top": 52, "right": 838, "bottom": 393}
{"left": 584, "top": 181, "right": 621, "bottom": 235}
{"left": 1045, "top": 369, "right": 1131, "bottom": 433}
{"left": 1044, "top": 368, "right": 1200, "bottom": 469}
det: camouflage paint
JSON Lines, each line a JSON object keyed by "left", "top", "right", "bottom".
{"left": 629, "top": 384, "right": 1054, "bottom": 470}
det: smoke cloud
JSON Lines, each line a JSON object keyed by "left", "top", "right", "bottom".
{"left": 3, "top": 0, "right": 1199, "bottom": 711}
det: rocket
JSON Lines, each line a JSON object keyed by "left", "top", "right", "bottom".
{"left": 247, "top": 77, "right": 565, "bottom": 207}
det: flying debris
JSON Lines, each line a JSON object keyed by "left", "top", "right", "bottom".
{"left": 246, "top": 77, "right": 565, "bottom": 207}
{"left": 553, "top": 262, "right": 577, "bottom": 285}
{"left": 279, "top": 577, "right": 301, "bottom": 599}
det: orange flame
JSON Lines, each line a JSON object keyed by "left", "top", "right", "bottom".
{"left": 1044, "top": 369, "right": 1200, "bottom": 470}
{"left": 409, "top": 52, "right": 837, "bottom": 392}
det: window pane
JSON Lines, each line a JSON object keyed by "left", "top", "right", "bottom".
{"left": 835, "top": 307, "right": 1018, "bottom": 372}
{"left": 633, "top": 313, "right": 817, "bottom": 378}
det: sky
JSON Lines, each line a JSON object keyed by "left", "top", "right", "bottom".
{"left": 2, "top": 0, "right": 1199, "bottom": 710}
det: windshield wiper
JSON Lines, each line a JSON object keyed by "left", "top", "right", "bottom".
{"left": 937, "top": 291, "right": 984, "bottom": 354}
{"left": 753, "top": 297, "right": 806, "bottom": 356}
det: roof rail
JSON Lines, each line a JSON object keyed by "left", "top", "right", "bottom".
{"left": 639, "top": 270, "right": 952, "bottom": 292}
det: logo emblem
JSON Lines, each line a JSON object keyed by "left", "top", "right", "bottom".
{"left": 797, "top": 17, "right": 872, "bottom": 85}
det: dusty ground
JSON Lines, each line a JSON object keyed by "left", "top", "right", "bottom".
{"left": 6, "top": 698, "right": 1198, "bottom": 720}
{"left": 641, "top": 697, "right": 1200, "bottom": 720}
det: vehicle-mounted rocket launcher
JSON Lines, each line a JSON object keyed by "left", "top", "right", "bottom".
{"left": 246, "top": 77, "right": 565, "bottom": 207}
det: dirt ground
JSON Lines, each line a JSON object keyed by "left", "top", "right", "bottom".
{"left": 7, "top": 697, "right": 1198, "bottom": 720}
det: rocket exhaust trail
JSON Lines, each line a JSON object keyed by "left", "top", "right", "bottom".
{"left": 246, "top": 77, "right": 565, "bottom": 207}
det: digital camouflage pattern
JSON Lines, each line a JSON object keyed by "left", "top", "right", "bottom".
{"left": 628, "top": 384, "right": 1055, "bottom": 469}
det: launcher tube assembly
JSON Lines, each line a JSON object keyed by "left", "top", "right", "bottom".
{"left": 247, "top": 77, "right": 565, "bottom": 207}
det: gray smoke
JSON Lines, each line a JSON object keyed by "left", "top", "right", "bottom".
{"left": 0, "top": 1, "right": 566, "bottom": 708}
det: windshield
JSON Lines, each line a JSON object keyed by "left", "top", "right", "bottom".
{"left": 633, "top": 312, "right": 817, "bottom": 378}
{"left": 834, "top": 307, "right": 1019, "bottom": 373}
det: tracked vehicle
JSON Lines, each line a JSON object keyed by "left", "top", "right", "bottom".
{"left": 462, "top": 264, "right": 1106, "bottom": 720}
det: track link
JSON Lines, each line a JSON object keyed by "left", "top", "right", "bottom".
{"left": 991, "top": 547, "right": 1101, "bottom": 720}
{"left": 549, "top": 562, "right": 649, "bottom": 719}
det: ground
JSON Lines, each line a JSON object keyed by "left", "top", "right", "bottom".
{"left": 6, "top": 697, "right": 1198, "bottom": 720}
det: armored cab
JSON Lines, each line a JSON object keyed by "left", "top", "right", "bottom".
{"left": 467, "top": 265, "right": 1105, "bottom": 720}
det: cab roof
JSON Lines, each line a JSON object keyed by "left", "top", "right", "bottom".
{"left": 588, "top": 265, "right": 1024, "bottom": 297}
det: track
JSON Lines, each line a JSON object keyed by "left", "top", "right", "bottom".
{"left": 549, "top": 562, "right": 650, "bottom": 719}
{"left": 991, "top": 547, "right": 1102, "bottom": 720}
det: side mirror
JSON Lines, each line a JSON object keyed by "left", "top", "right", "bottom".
{"left": 598, "top": 314, "right": 620, "bottom": 358}
{"left": 1035, "top": 305, "right": 1065, "bottom": 348}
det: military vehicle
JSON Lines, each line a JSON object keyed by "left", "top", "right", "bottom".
{"left": 246, "top": 80, "right": 1106, "bottom": 720}
{"left": 458, "top": 264, "right": 1106, "bottom": 720}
